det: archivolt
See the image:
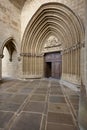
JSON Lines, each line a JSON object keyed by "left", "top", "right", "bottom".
{"left": 21, "top": 2, "right": 84, "bottom": 55}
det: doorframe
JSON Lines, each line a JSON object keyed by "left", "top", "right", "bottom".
{"left": 44, "top": 51, "right": 62, "bottom": 79}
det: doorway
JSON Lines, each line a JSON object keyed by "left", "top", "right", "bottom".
{"left": 44, "top": 52, "right": 62, "bottom": 79}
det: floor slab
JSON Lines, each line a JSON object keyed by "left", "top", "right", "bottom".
{"left": 47, "top": 112, "right": 74, "bottom": 125}
{"left": 49, "top": 96, "right": 66, "bottom": 103}
{"left": 47, "top": 123, "right": 78, "bottom": 130}
{"left": 48, "top": 103, "right": 70, "bottom": 113}
{"left": 10, "top": 112, "right": 42, "bottom": 130}
{"left": 23, "top": 101, "right": 45, "bottom": 113}
{"left": 0, "top": 102, "right": 20, "bottom": 112}
{"left": 0, "top": 111, "right": 14, "bottom": 129}
{"left": 30, "top": 94, "right": 46, "bottom": 102}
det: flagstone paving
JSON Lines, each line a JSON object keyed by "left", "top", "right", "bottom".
{"left": 0, "top": 78, "right": 79, "bottom": 130}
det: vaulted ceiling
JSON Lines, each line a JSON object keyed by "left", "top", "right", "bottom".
{"left": 9, "top": 0, "right": 28, "bottom": 9}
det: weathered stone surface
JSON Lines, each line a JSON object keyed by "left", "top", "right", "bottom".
{"left": 0, "top": 79, "right": 80, "bottom": 130}
{"left": 10, "top": 112, "right": 42, "bottom": 130}
{"left": 47, "top": 123, "right": 78, "bottom": 130}
{"left": 47, "top": 112, "right": 74, "bottom": 125}
{"left": 48, "top": 103, "right": 70, "bottom": 113}
{"left": 23, "top": 101, "right": 45, "bottom": 113}
{"left": 0, "top": 111, "right": 14, "bottom": 128}
{"left": 49, "top": 96, "right": 66, "bottom": 103}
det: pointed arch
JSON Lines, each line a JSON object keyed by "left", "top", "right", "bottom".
{"left": 20, "top": 2, "right": 85, "bottom": 82}
{"left": 0, "top": 37, "right": 19, "bottom": 79}
{"left": 0, "top": 37, "right": 18, "bottom": 56}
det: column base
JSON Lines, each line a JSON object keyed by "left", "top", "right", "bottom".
{"left": 62, "top": 73, "right": 81, "bottom": 85}
{"left": 60, "top": 78, "right": 80, "bottom": 92}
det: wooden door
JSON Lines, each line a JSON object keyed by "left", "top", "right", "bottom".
{"left": 52, "top": 61, "right": 62, "bottom": 79}
{"left": 44, "top": 52, "right": 62, "bottom": 79}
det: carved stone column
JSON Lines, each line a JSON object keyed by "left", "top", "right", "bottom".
{"left": 69, "top": 46, "right": 71, "bottom": 77}
{"left": 66, "top": 53, "right": 68, "bottom": 74}
{"left": 65, "top": 53, "right": 66, "bottom": 74}
{"left": 21, "top": 53, "right": 44, "bottom": 78}
{"left": 62, "top": 53, "right": 64, "bottom": 76}
{"left": 0, "top": 55, "right": 4, "bottom": 81}
{"left": 75, "top": 49, "right": 78, "bottom": 76}
{"left": 68, "top": 51, "right": 71, "bottom": 75}
{"left": 78, "top": 47, "right": 80, "bottom": 77}
{"left": 70, "top": 50, "right": 72, "bottom": 75}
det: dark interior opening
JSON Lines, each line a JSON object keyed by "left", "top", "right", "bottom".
{"left": 44, "top": 52, "right": 62, "bottom": 79}
{"left": 45, "top": 62, "right": 52, "bottom": 78}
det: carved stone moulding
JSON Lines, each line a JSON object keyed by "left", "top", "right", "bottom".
{"left": 62, "top": 42, "right": 84, "bottom": 54}
{"left": 20, "top": 53, "right": 31, "bottom": 57}
{"left": 20, "top": 53, "right": 43, "bottom": 57}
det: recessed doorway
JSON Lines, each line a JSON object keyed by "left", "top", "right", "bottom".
{"left": 44, "top": 52, "right": 62, "bottom": 79}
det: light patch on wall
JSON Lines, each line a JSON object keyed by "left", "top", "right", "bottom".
{"left": 2, "top": 47, "right": 18, "bottom": 78}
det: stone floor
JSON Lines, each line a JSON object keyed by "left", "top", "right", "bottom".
{"left": 0, "top": 78, "right": 80, "bottom": 130}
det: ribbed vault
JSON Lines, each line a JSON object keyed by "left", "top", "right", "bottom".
{"left": 21, "top": 3, "right": 84, "bottom": 82}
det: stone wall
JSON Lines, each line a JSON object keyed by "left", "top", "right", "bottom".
{"left": 0, "top": 0, "right": 20, "bottom": 47}
{"left": 0, "top": 0, "right": 21, "bottom": 79}
{"left": 78, "top": 2, "right": 87, "bottom": 130}
{"left": 85, "top": 0, "right": 87, "bottom": 93}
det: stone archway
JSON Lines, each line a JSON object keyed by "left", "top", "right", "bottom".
{"left": 42, "top": 35, "right": 62, "bottom": 79}
{"left": 21, "top": 3, "right": 84, "bottom": 85}
{"left": 0, "top": 37, "right": 18, "bottom": 79}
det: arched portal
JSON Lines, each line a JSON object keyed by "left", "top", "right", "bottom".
{"left": 21, "top": 3, "right": 84, "bottom": 84}
{"left": 0, "top": 38, "right": 18, "bottom": 79}
{"left": 43, "top": 35, "right": 62, "bottom": 79}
